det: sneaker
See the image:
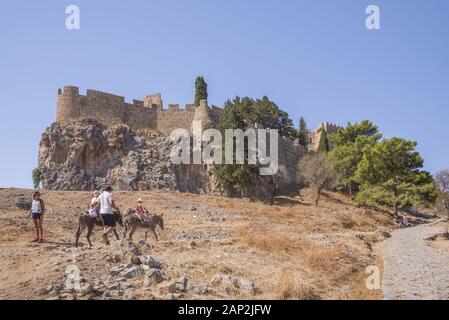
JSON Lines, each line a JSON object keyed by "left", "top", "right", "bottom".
{"left": 31, "top": 238, "right": 39, "bottom": 243}
{"left": 38, "top": 238, "right": 44, "bottom": 243}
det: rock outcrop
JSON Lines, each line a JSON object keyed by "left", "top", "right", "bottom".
{"left": 38, "top": 119, "right": 301, "bottom": 197}
{"left": 38, "top": 120, "right": 212, "bottom": 192}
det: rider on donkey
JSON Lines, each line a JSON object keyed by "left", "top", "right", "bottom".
{"left": 135, "top": 198, "right": 151, "bottom": 223}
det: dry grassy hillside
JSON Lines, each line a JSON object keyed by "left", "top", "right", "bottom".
{"left": 0, "top": 188, "right": 394, "bottom": 300}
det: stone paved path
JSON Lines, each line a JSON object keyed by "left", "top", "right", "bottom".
{"left": 380, "top": 222, "right": 449, "bottom": 300}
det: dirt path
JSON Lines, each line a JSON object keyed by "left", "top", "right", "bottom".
{"left": 380, "top": 221, "right": 449, "bottom": 300}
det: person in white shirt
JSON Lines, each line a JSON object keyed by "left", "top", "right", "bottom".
{"left": 31, "top": 191, "right": 45, "bottom": 243}
{"left": 98, "top": 186, "right": 119, "bottom": 245}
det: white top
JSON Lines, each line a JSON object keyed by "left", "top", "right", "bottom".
{"left": 98, "top": 192, "right": 114, "bottom": 214}
{"left": 31, "top": 200, "right": 42, "bottom": 213}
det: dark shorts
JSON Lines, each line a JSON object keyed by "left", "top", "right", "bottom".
{"left": 32, "top": 212, "right": 42, "bottom": 220}
{"left": 101, "top": 214, "right": 116, "bottom": 227}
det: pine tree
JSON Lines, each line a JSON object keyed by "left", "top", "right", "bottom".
{"left": 194, "top": 76, "right": 208, "bottom": 107}
{"left": 328, "top": 120, "right": 382, "bottom": 197}
{"left": 354, "top": 138, "right": 437, "bottom": 215}
{"left": 297, "top": 117, "right": 309, "bottom": 146}
{"left": 215, "top": 96, "right": 297, "bottom": 194}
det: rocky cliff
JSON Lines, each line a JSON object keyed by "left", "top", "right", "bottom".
{"left": 38, "top": 120, "right": 303, "bottom": 198}
{"left": 38, "top": 120, "right": 213, "bottom": 192}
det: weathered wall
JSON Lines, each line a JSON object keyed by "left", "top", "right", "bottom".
{"left": 124, "top": 101, "right": 157, "bottom": 130}
{"left": 156, "top": 105, "right": 196, "bottom": 134}
{"left": 56, "top": 86, "right": 214, "bottom": 133}
{"left": 57, "top": 86, "right": 154, "bottom": 128}
{"left": 278, "top": 136, "right": 306, "bottom": 186}
{"left": 79, "top": 90, "right": 126, "bottom": 124}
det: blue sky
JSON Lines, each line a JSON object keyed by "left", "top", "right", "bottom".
{"left": 0, "top": 0, "right": 448, "bottom": 188}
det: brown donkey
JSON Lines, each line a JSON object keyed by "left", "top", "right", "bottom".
{"left": 75, "top": 211, "right": 123, "bottom": 247}
{"left": 122, "top": 208, "right": 164, "bottom": 242}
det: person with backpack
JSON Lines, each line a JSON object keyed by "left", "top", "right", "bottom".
{"left": 31, "top": 191, "right": 45, "bottom": 243}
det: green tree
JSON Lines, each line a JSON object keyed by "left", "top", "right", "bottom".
{"left": 215, "top": 97, "right": 257, "bottom": 194}
{"left": 332, "top": 120, "right": 381, "bottom": 146}
{"left": 317, "top": 129, "right": 329, "bottom": 153}
{"left": 297, "top": 117, "right": 309, "bottom": 147}
{"left": 218, "top": 96, "right": 297, "bottom": 139}
{"left": 215, "top": 96, "right": 297, "bottom": 194}
{"left": 194, "top": 76, "right": 208, "bottom": 107}
{"left": 328, "top": 120, "right": 382, "bottom": 197}
{"left": 354, "top": 138, "right": 437, "bottom": 215}
{"left": 32, "top": 168, "right": 42, "bottom": 189}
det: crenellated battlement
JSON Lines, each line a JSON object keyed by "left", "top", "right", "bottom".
{"left": 56, "top": 86, "right": 220, "bottom": 133}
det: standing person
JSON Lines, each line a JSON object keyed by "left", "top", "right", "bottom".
{"left": 98, "top": 186, "right": 119, "bottom": 245}
{"left": 31, "top": 191, "right": 45, "bottom": 243}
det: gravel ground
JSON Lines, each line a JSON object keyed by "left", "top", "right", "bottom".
{"left": 380, "top": 221, "right": 449, "bottom": 300}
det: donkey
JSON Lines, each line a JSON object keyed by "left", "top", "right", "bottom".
{"left": 122, "top": 208, "right": 164, "bottom": 242}
{"left": 75, "top": 211, "right": 123, "bottom": 247}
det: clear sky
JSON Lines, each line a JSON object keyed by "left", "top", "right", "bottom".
{"left": 0, "top": 0, "right": 448, "bottom": 188}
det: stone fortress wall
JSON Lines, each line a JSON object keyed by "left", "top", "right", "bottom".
{"left": 56, "top": 86, "right": 339, "bottom": 147}
{"left": 56, "top": 86, "right": 221, "bottom": 134}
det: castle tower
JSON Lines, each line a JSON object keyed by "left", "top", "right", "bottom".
{"left": 307, "top": 122, "right": 341, "bottom": 151}
{"left": 144, "top": 93, "right": 163, "bottom": 110}
{"left": 192, "top": 99, "right": 213, "bottom": 133}
{"left": 56, "top": 86, "right": 81, "bottom": 122}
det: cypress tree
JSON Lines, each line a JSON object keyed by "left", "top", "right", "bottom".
{"left": 317, "top": 129, "right": 329, "bottom": 153}
{"left": 297, "top": 117, "right": 309, "bottom": 146}
{"left": 194, "top": 76, "right": 208, "bottom": 107}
